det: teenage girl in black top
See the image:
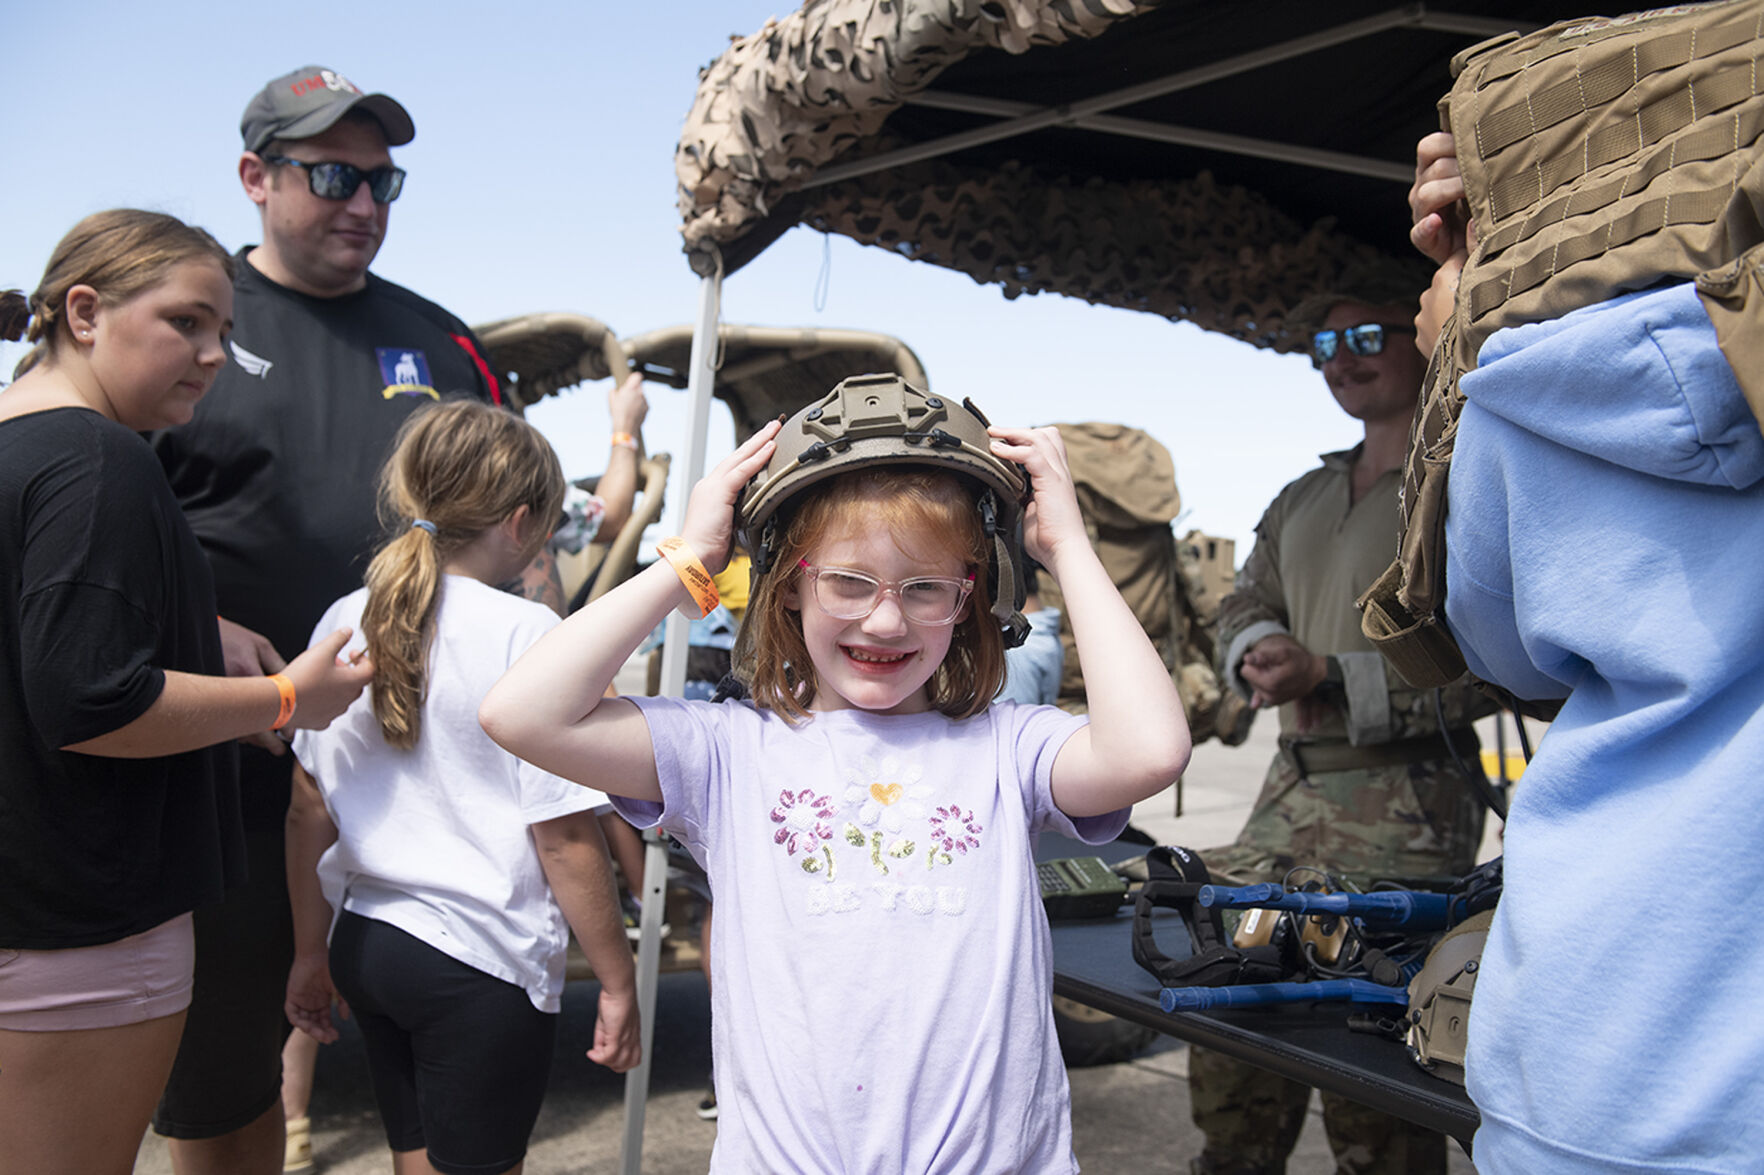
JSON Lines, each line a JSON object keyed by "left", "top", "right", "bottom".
{"left": 0, "top": 210, "right": 372, "bottom": 1175}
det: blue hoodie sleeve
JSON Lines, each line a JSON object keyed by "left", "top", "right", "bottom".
{"left": 1460, "top": 282, "right": 1763, "bottom": 490}
{"left": 1445, "top": 281, "right": 1764, "bottom": 700}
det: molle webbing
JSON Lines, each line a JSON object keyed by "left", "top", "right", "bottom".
{"left": 1361, "top": 1, "right": 1764, "bottom": 690}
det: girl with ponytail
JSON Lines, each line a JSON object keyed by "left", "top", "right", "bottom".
{"left": 283, "top": 399, "right": 639, "bottom": 1175}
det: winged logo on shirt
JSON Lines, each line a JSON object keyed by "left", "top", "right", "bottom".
{"left": 229, "top": 340, "right": 274, "bottom": 378}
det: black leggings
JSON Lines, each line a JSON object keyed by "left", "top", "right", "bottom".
{"left": 329, "top": 911, "right": 556, "bottom": 1175}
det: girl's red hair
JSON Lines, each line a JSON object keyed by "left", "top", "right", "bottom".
{"left": 735, "top": 467, "right": 1006, "bottom": 721}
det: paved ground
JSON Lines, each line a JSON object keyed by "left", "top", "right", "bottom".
{"left": 136, "top": 712, "right": 1500, "bottom": 1173}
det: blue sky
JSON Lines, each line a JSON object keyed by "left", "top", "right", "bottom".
{"left": 3, "top": 1, "right": 1374, "bottom": 552}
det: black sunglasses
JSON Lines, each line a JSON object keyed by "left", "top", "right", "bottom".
{"left": 1310, "top": 322, "right": 1414, "bottom": 366}
{"left": 263, "top": 155, "right": 406, "bottom": 204}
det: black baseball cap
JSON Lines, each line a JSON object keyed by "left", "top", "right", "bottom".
{"left": 241, "top": 66, "right": 415, "bottom": 154}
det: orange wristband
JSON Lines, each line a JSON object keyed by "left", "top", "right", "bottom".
{"left": 656, "top": 537, "right": 719, "bottom": 618}
{"left": 611, "top": 431, "right": 639, "bottom": 451}
{"left": 269, "top": 673, "right": 297, "bottom": 731}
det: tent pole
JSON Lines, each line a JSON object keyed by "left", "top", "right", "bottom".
{"left": 617, "top": 265, "right": 722, "bottom": 1175}
{"left": 660, "top": 266, "right": 723, "bottom": 696}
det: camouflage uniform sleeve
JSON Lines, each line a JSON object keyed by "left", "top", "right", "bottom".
{"left": 1216, "top": 500, "right": 1291, "bottom": 701}
{"left": 1333, "top": 616, "right": 1498, "bottom": 745}
{"left": 1336, "top": 652, "right": 1394, "bottom": 744}
{"left": 1384, "top": 671, "right": 1501, "bottom": 742}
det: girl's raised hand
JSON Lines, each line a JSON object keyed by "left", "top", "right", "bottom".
{"left": 987, "top": 425, "right": 1085, "bottom": 568}
{"left": 679, "top": 419, "right": 780, "bottom": 574}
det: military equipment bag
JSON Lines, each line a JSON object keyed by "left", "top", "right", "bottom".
{"left": 1036, "top": 422, "right": 1251, "bottom": 744}
{"left": 1360, "top": 0, "right": 1764, "bottom": 692}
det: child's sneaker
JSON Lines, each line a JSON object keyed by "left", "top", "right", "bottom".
{"left": 283, "top": 1115, "right": 313, "bottom": 1172}
{"left": 696, "top": 1087, "right": 718, "bottom": 1121}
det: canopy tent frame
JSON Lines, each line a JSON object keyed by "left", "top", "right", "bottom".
{"left": 805, "top": 4, "right": 1528, "bottom": 191}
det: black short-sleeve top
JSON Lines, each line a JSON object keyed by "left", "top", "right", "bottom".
{"left": 0, "top": 408, "right": 243, "bottom": 949}
{"left": 152, "top": 254, "right": 500, "bottom": 827}
{"left": 153, "top": 254, "right": 501, "bottom": 666}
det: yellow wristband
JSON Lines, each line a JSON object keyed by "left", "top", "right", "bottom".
{"left": 269, "top": 673, "right": 297, "bottom": 731}
{"left": 611, "top": 431, "right": 639, "bottom": 451}
{"left": 656, "top": 537, "right": 719, "bottom": 618}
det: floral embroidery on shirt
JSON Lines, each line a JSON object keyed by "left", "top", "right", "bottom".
{"left": 839, "top": 754, "right": 933, "bottom": 875}
{"left": 772, "top": 788, "right": 838, "bottom": 878}
{"left": 841, "top": 755, "right": 930, "bottom": 832}
{"left": 926, "top": 804, "right": 983, "bottom": 868}
{"left": 841, "top": 824, "right": 919, "bottom": 875}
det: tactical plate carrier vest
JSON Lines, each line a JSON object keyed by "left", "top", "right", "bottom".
{"left": 1359, "top": 0, "right": 1764, "bottom": 693}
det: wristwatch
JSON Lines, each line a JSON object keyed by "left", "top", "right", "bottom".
{"left": 1315, "top": 655, "right": 1346, "bottom": 702}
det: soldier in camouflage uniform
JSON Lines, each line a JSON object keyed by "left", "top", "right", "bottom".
{"left": 1188, "top": 268, "right": 1492, "bottom": 1175}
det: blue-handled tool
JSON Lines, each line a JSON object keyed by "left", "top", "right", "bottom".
{"left": 1197, "top": 884, "right": 1457, "bottom": 931}
{"left": 1159, "top": 979, "right": 1409, "bottom": 1012}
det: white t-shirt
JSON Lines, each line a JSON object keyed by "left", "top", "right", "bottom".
{"left": 293, "top": 576, "right": 607, "bottom": 1012}
{"left": 613, "top": 696, "right": 1125, "bottom": 1175}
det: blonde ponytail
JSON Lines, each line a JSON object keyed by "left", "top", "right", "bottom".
{"left": 360, "top": 400, "right": 565, "bottom": 749}
{"left": 362, "top": 524, "right": 444, "bottom": 749}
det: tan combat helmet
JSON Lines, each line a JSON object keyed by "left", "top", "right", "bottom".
{"left": 1405, "top": 908, "right": 1495, "bottom": 1087}
{"left": 737, "top": 372, "right": 1031, "bottom": 647}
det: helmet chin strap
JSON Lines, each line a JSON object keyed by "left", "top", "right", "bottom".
{"left": 979, "top": 488, "right": 1029, "bottom": 649}
{"left": 991, "top": 537, "right": 1030, "bottom": 648}
{"left": 752, "top": 515, "right": 781, "bottom": 575}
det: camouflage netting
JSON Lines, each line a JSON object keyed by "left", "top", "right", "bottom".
{"left": 676, "top": 0, "right": 1425, "bottom": 354}
{"left": 679, "top": 0, "right": 1154, "bottom": 262}
{"left": 799, "top": 150, "right": 1407, "bottom": 352}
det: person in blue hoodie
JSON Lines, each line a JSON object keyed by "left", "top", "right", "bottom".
{"left": 1412, "top": 135, "right": 1764, "bottom": 1174}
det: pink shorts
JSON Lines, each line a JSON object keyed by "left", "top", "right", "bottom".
{"left": 0, "top": 913, "right": 195, "bottom": 1032}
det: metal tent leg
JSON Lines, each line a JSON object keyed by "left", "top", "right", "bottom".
{"left": 617, "top": 265, "right": 723, "bottom": 1175}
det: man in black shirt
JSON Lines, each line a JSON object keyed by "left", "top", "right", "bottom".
{"left": 152, "top": 66, "right": 645, "bottom": 1174}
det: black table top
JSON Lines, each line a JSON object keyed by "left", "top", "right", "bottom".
{"left": 1049, "top": 909, "right": 1481, "bottom": 1147}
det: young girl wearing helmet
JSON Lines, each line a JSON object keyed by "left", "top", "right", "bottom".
{"left": 483, "top": 375, "right": 1191, "bottom": 1172}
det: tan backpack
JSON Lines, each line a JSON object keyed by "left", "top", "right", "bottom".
{"left": 1036, "top": 423, "right": 1252, "bottom": 745}
{"left": 1359, "top": 0, "right": 1764, "bottom": 694}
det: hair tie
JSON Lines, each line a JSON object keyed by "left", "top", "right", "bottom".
{"left": 411, "top": 519, "right": 437, "bottom": 535}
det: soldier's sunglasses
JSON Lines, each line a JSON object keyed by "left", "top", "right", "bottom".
{"left": 1310, "top": 323, "right": 1414, "bottom": 367}
{"left": 263, "top": 155, "right": 406, "bottom": 204}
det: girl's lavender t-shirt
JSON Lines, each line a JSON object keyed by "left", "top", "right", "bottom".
{"left": 613, "top": 696, "right": 1125, "bottom": 1175}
